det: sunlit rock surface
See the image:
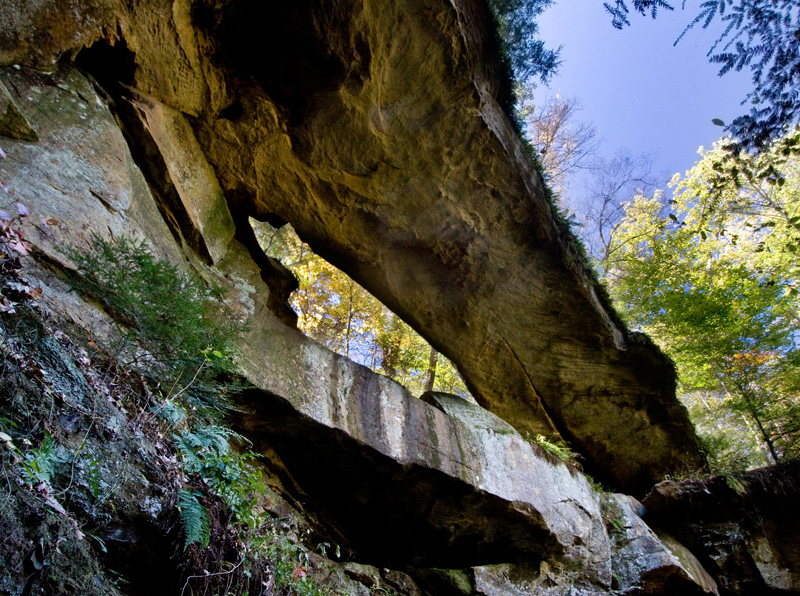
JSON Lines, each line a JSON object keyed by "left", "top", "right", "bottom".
{"left": 0, "top": 0, "right": 704, "bottom": 494}
{"left": 0, "top": 63, "right": 727, "bottom": 595}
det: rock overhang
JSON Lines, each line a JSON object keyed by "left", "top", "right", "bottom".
{"left": 0, "top": 0, "right": 704, "bottom": 495}
{"left": 0, "top": 26, "right": 731, "bottom": 594}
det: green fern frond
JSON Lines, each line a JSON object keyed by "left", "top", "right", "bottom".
{"left": 178, "top": 489, "right": 210, "bottom": 551}
{"left": 155, "top": 400, "right": 186, "bottom": 426}
{"left": 173, "top": 433, "right": 206, "bottom": 474}
{"left": 199, "top": 426, "right": 235, "bottom": 454}
{"left": 20, "top": 433, "right": 62, "bottom": 485}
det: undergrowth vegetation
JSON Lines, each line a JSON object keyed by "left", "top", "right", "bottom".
{"left": 66, "top": 235, "right": 241, "bottom": 418}
{"left": 528, "top": 433, "right": 582, "bottom": 468}
{"left": 65, "top": 235, "right": 259, "bottom": 545}
{"left": 0, "top": 229, "right": 336, "bottom": 595}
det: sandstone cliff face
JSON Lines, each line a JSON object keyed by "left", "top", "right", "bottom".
{"left": 0, "top": 22, "right": 795, "bottom": 596}
{"left": 2, "top": 1, "right": 793, "bottom": 595}
{"left": 1, "top": 0, "right": 703, "bottom": 494}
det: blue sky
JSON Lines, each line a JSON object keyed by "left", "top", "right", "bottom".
{"left": 536, "top": 0, "right": 753, "bottom": 182}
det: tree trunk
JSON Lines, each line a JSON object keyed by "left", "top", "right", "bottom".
{"left": 345, "top": 283, "right": 353, "bottom": 359}
{"left": 424, "top": 348, "right": 439, "bottom": 393}
{"left": 749, "top": 403, "right": 780, "bottom": 464}
{"left": 723, "top": 378, "right": 781, "bottom": 464}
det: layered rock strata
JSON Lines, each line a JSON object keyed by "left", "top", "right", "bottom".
{"left": 0, "top": 63, "right": 724, "bottom": 595}
{"left": 0, "top": 0, "right": 704, "bottom": 493}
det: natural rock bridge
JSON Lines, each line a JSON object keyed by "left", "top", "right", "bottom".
{"left": 1, "top": 0, "right": 703, "bottom": 494}
{"left": 7, "top": 1, "right": 793, "bottom": 594}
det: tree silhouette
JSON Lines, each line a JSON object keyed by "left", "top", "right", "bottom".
{"left": 488, "top": 0, "right": 561, "bottom": 84}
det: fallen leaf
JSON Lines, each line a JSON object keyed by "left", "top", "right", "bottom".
{"left": 43, "top": 495, "right": 67, "bottom": 515}
{"left": 9, "top": 238, "right": 28, "bottom": 256}
{"left": 292, "top": 563, "right": 307, "bottom": 582}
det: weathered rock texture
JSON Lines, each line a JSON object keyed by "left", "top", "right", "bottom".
{"left": 642, "top": 463, "right": 800, "bottom": 595}
{"left": 0, "top": 62, "right": 727, "bottom": 596}
{"left": 14, "top": 1, "right": 800, "bottom": 594}
{"left": 602, "top": 494, "right": 719, "bottom": 595}
{"left": 0, "top": 0, "right": 703, "bottom": 493}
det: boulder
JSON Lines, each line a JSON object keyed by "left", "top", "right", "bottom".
{"left": 0, "top": 79, "right": 37, "bottom": 141}
{"left": 231, "top": 305, "right": 612, "bottom": 575}
{"left": 602, "top": 494, "right": 717, "bottom": 595}
{"left": 642, "top": 463, "right": 800, "bottom": 594}
{"left": 0, "top": 64, "right": 184, "bottom": 273}
{"left": 420, "top": 391, "right": 516, "bottom": 435}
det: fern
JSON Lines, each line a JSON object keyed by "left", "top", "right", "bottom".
{"left": 173, "top": 425, "right": 239, "bottom": 472}
{"left": 155, "top": 399, "right": 187, "bottom": 426}
{"left": 20, "top": 433, "right": 62, "bottom": 485}
{"left": 174, "top": 434, "right": 206, "bottom": 474}
{"left": 529, "top": 433, "right": 582, "bottom": 466}
{"left": 174, "top": 425, "right": 262, "bottom": 527}
{"left": 178, "top": 489, "right": 210, "bottom": 551}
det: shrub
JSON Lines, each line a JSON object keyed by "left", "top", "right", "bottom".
{"left": 67, "top": 236, "right": 260, "bottom": 548}
{"left": 67, "top": 235, "right": 242, "bottom": 419}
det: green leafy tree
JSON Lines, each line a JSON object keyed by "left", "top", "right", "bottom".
{"left": 574, "top": 149, "right": 659, "bottom": 272}
{"left": 607, "top": 134, "right": 800, "bottom": 466}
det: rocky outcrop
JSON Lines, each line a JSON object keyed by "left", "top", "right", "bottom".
{"left": 602, "top": 494, "right": 718, "bottom": 595}
{"left": 0, "top": 0, "right": 703, "bottom": 493}
{"left": 0, "top": 62, "right": 725, "bottom": 596}
{"left": 642, "top": 464, "right": 800, "bottom": 595}
{"left": 7, "top": 2, "right": 796, "bottom": 595}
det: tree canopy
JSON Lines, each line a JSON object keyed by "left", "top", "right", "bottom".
{"left": 491, "top": 0, "right": 799, "bottom": 148}
{"left": 254, "top": 222, "right": 470, "bottom": 398}
{"left": 606, "top": 131, "right": 800, "bottom": 469}
{"left": 488, "top": 0, "right": 561, "bottom": 84}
